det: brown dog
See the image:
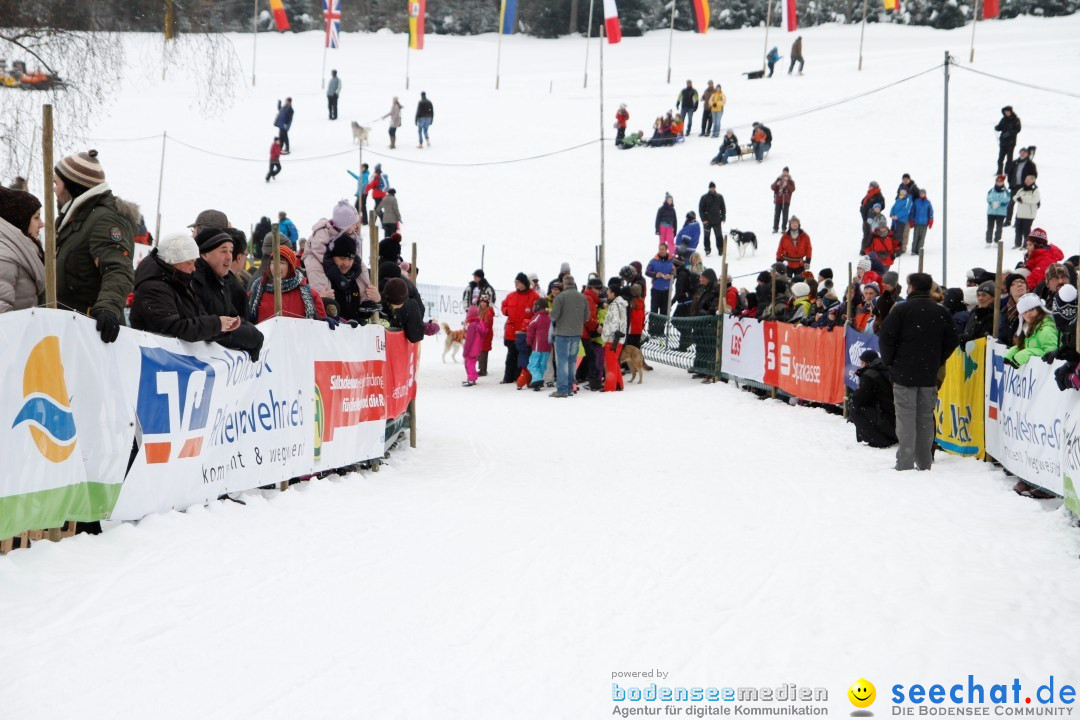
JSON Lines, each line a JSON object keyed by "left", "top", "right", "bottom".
{"left": 619, "top": 344, "right": 647, "bottom": 385}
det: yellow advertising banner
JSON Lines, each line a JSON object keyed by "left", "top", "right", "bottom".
{"left": 935, "top": 338, "right": 986, "bottom": 459}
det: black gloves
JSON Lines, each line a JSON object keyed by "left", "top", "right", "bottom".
{"left": 90, "top": 308, "right": 120, "bottom": 343}
{"left": 1003, "top": 357, "right": 1020, "bottom": 369}
{"left": 1055, "top": 362, "right": 1079, "bottom": 392}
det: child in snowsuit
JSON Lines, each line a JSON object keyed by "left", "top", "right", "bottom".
{"left": 656, "top": 194, "right": 677, "bottom": 255}
{"left": 602, "top": 280, "right": 628, "bottom": 392}
{"left": 463, "top": 305, "right": 488, "bottom": 386}
{"left": 525, "top": 298, "right": 552, "bottom": 391}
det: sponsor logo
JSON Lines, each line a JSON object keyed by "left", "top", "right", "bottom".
{"left": 12, "top": 336, "right": 77, "bottom": 463}
{"left": 850, "top": 679, "right": 877, "bottom": 711}
{"left": 136, "top": 347, "right": 216, "bottom": 464}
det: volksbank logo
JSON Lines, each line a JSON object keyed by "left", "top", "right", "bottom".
{"left": 136, "top": 347, "right": 216, "bottom": 463}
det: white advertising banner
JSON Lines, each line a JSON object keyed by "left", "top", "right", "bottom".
{"left": 417, "top": 282, "right": 507, "bottom": 337}
{"left": 721, "top": 316, "right": 766, "bottom": 383}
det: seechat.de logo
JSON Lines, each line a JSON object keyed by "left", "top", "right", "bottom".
{"left": 136, "top": 347, "right": 215, "bottom": 464}
{"left": 12, "top": 336, "right": 77, "bottom": 463}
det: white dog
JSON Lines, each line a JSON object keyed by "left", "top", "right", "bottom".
{"left": 351, "top": 121, "right": 370, "bottom": 146}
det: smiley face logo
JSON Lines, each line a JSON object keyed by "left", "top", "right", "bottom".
{"left": 848, "top": 679, "right": 876, "bottom": 709}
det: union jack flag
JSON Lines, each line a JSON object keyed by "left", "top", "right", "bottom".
{"left": 324, "top": 0, "right": 341, "bottom": 49}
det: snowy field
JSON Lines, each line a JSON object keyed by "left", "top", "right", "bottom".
{"left": 3, "top": 18, "right": 1080, "bottom": 719}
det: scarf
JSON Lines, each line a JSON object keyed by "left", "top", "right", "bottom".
{"left": 247, "top": 268, "right": 317, "bottom": 321}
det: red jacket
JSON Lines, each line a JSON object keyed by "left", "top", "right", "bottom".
{"left": 270, "top": 143, "right": 282, "bottom": 162}
{"left": 628, "top": 297, "right": 645, "bottom": 335}
{"left": 616, "top": 108, "right": 629, "bottom": 129}
{"left": 771, "top": 175, "right": 795, "bottom": 205}
{"left": 1024, "top": 243, "right": 1064, "bottom": 289}
{"left": 776, "top": 230, "right": 812, "bottom": 270}
{"left": 479, "top": 306, "right": 495, "bottom": 352}
{"left": 526, "top": 310, "right": 552, "bottom": 353}
{"left": 365, "top": 172, "right": 387, "bottom": 201}
{"left": 866, "top": 232, "right": 899, "bottom": 268}
{"left": 500, "top": 287, "right": 540, "bottom": 340}
{"left": 726, "top": 286, "right": 739, "bottom": 312}
{"left": 582, "top": 288, "right": 600, "bottom": 340}
{"left": 252, "top": 283, "right": 327, "bottom": 323}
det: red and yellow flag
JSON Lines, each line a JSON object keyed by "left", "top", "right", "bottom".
{"left": 269, "top": 0, "right": 291, "bottom": 31}
{"left": 692, "top": 0, "right": 710, "bottom": 33}
{"left": 883, "top": 0, "right": 901, "bottom": 10}
{"left": 408, "top": 0, "right": 426, "bottom": 50}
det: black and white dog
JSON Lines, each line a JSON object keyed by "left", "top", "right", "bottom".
{"left": 728, "top": 229, "right": 758, "bottom": 258}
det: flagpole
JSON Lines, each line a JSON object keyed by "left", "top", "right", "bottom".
{"left": 496, "top": 0, "right": 506, "bottom": 90}
{"left": 762, "top": 0, "right": 772, "bottom": 74}
{"left": 252, "top": 0, "right": 258, "bottom": 86}
{"left": 321, "top": 36, "right": 328, "bottom": 88}
{"left": 405, "top": 41, "right": 411, "bottom": 90}
{"left": 969, "top": 0, "right": 980, "bottom": 63}
{"left": 599, "top": 24, "right": 607, "bottom": 280}
{"left": 584, "top": 0, "right": 595, "bottom": 88}
{"left": 666, "top": 0, "right": 676, "bottom": 84}
{"left": 857, "top": 0, "right": 868, "bottom": 70}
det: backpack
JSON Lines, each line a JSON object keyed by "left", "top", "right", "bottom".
{"left": 379, "top": 173, "right": 390, "bottom": 192}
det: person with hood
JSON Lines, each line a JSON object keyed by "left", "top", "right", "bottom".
{"left": 766, "top": 47, "right": 781, "bottom": 77}
{"left": 379, "top": 188, "right": 401, "bottom": 237}
{"left": 789, "top": 36, "right": 804, "bottom": 74}
{"left": 346, "top": 163, "right": 371, "bottom": 222}
{"left": 943, "top": 287, "right": 970, "bottom": 337}
{"left": 676, "top": 80, "right": 699, "bottom": 136}
{"left": 577, "top": 276, "right": 605, "bottom": 391}
{"left": 1011, "top": 175, "right": 1041, "bottom": 249}
{"left": 364, "top": 163, "right": 389, "bottom": 215}
{"left": 464, "top": 269, "right": 496, "bottom": 307}
{"left": 860, "top": 181, "right": 885, "bottom": 250}
{"left": 252, "top": 215, "right": 272, "bottom": 253}
{"left": 131, "top": 232, "right": 242, "bottom": 343}
{"left": 614, "top": 103, "right": 630, "bottom": 146}
{"left": 776, "top": 216, "right": 812, "bottom": 277}
{"left": 866, "top": 224, "right": 899, "bottom": 270}
{"left": 711, "top": 130, "right": 740, "bottom": 165}
{"left": 961, "top": 281, "right": 997, "bottom": 344}
{"left": 1004, "top": 293, "right": 1059, "bottom": 367}
{"left": 323, "top": 233, "right": 381, "bottom": 322}
{"left": 655, "top": 193, "right": 677, "bottom": 255}
{"left": 909, "top": 189, "right": 934, "bottom": 256}
{"left": 266, "top": 138, "right": 282, "bottom": 182}
{"left": 878, "top": 272, "right": 960, "bottom": 472}
{"left": 601, "top": 279, "right": 628, "bottom": 392}
{"left": 382, "top": 277, "right": 425, "bottom": 342}
{"left": 677, "top": 211, "right": 701, "bottom": 254}
{"left": 500, "top": 272, "right": 540, "bottom": 384}
{"left": 699, "top": 83, "right": 715, "bottom": 137}
{"left": 477, "top": 295, "right": 495, "bottom": 377}
{"left": 303, "top": 200, "right": 361, "bottom": 302}
{"left": 415, "top": 91, "right": 434, "bottom": 148}
{"left": 889, "top": 187, "right": 913, "bottom": 252}
{"left": 0, "top": 186, "right": 45, "bottom": 313}
{"left": 1022, "top": 228, "right": 1064, "bottom": 289}
{"left": 985, "top": 174, "right": 1010, "bottom": 245}
{"left": 462, "top": 305, "right": 488, "bottom": 387}
{"left": 53, "top": 149, "right": 136, "bottom": 343}
{"left": 190, "top": 229, "right": 264, "bottom": 359}
{"left": 689, "top": 269, "right": 720, "bottom": 378}
{"left": 550, "top": 275, "right": 588, "bottom": 398}
{"left": 788, "top": 281, "right": 812, "bottom": 323}
{"left": 277, "top": 211, "right": 299, "bottom": 248}
{"left": 708, "top": 85, "right": 726, "bottom": 139}
{"left": 524, "top": 297, "right": 553, "bottom": 391}
{"left": 326, "top": 69, "right": 341, "bottom": 120}
{"left": 248, "top": 245, "right": 327, "bottom": 323}
{"left": 1004, "top": 146, "right": 1037, "bottom": 226}
{"left": 994, "top": 106, "right": 1021, "bottom": 175}
{"left": 382, "top": 96, "right": 403, "bottom": 149}
{"left": 770, "top": 167, "right": 795, "bottom": 235}
{"left": 698, "top": 181, "right": 726, "bottom": 256}
{"left": 274, "top": 97, "right": 294, "bottom": 154}
{"left": 848, "top": 349, "right": 897, "bottom": 448}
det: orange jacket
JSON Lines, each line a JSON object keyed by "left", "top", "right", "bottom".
{"left": 776, "top": 230, "right": 812, "bottom": 269}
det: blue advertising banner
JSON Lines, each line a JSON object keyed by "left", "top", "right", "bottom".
{"left": 844, "top": 326, "right": 879, "bottom": 391}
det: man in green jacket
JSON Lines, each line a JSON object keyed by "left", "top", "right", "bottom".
{"left": 53, "top": 149, "right": 136, "bottom": 342}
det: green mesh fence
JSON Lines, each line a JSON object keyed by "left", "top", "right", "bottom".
{"left": 642, "top": 313, "right": 722, "bottom": 376}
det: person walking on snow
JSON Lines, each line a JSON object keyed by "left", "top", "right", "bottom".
{"left": 383, "top": 97, "right": 403, "bottom": 149}
{"left": 985, "top": 175, "right": 1010, "bottom": 245}
{"left": 771, "top": 167, "right": 795, "bottom": 234}
{"left": 909, "top": 189, "right": 934, "bottom": 256}
{"left": 274, "top": 98, "right": 294, "bottom": 154}
{"left": 655, "top": 193, "right": 677, "bottom": 255}
{"left": 379, "top": 188, "right": 401, "bottom": 237}
{"left": 994, "top": 106, "right": 1021, "bottom": 176}
{"left": 365, "top": 163, "right": 389, "bottom": 216}
{"left": 462, "top": 305, "right": 488, "bottom": 386}
{"left": 615, "top": 104, "right": 629, "bottom": 146}
{"left": 699, "top": 82, "right": 715, "bottom": 137}
{"left": 789, "top": 36, "right": 804, "bottom": 74}
{"left": 698, "top": 181, "right": 726, "bottom": 256}
{"left": 766, "top": 47, "right": 781, "bottom": 77}
{"left": 266, "top": 138, "right": 282, "bottom": 182}
{"left": 326, "top": 70, "right": 341, "bottom": 121}
{"left": 415, "top": 91, "right": 434, "bottom": 148}
{"left": 708, "top": 85, "right": 726, "bottom": 139}
{"left": 347, "top": 163, "right": 370, "bottom": 223}
{"left": 676, "top": 80, "right": 699, "bottom": 137}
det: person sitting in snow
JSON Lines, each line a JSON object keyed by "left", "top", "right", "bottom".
{"left": 618, "top": 130, "right": 645, "bottom": 149}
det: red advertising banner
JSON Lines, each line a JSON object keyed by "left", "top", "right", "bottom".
{"left": 383, "top": 330, "right": 418, "bottom": 420}
{"left": 313, "top": 360, "right": 385, "bottom": 443}
{"left": 763, "top": 322, "right": 845, "bottom": 404}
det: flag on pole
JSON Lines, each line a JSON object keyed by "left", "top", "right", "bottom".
{"left": 500, "top": 0, "right": 518, "bottom": 34}
{"left": 323, "top": 0, "right": 341, "bottom": 48}
{"left": 691, "top": 0, "right": 711, "bottom": 33}
{"left": 983, "top": 0, "right": 999, "bottom": 17}
{"left": 603, "top": 0, "right": 622, "bottom": 43}
{"left": 408, "top": 0, "right": 425, "bottom": 49}
{"left": 269, "top": 0, "right": 291, "bottom": 31}
{"left": 780, "top": 0, "right": 798, "bottom": 31}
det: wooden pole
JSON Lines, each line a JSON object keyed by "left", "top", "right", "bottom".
{"left": 713, "top": 234, "right": 729, "bottom": 381}
{"left": 762, "top": 0, "right": 773, "bottom": 74}
{"left": 598, "top": 24, "right": 606, "bottom": 281}
{"left": 405, "top": 41, "right": 411, "bottom": 90}
{"left": 666, "top": 0, "right": 677, "bottom": 84}
{"left": 969, "top": 0, "right": 980, "bottom": 63}
{"left": 992, "top": 239, "right": 1003, "bottom": 343}
{"left": 769, "top": 268, "right": 777, "bottom": 399}
{"left": 918, "top": 247, "right": 925, "bottom": 273}
{"left": 481, "top": 244, "right": 485, "bottom": 272}
{"left": 942, "top": 51, "right": 951, "bottom": 286}
{"left": 847, "top": 262, "right": 855, "bottom": 327}
{"left": 271, "top": 223, "right": 282, "bottom": 316}
{"left": 154, "top": 131, "right": 166, "bottom": 245}
{"left": 857, "top": 0, "right": 869, "bottom": 71}
{"left": 252, "top": 0, "right": 258, "bottom": 86}
{"left": 42, "top": 105, "right": 56, "bottom": 310}
{"left": 409, "top": 242, "right": 418, "bottom": 449}
{"left": 583, "top": 0, "right": 595, "bottom": 88}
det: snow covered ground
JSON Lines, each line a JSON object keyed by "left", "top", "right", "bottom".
{"left": 2, "top": 18, "right": 1080, "bottom": 719}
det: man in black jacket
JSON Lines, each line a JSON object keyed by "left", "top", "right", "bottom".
{"left": 191, "top": 229, "right": 265, "bottom": 360}
{"left": 995, "top": 106, "right": 1021, "bottom": 175}
{"left": 415, "top": 91, "right": 434, "bottom": 148}
{"left": 698, "top": 182, "right": 726, "bottom": 257}
{"left": 677, "top": 80, "right": 699, "bottom": 136}
{"left": 848, "top": 350, "right": 897, "bottom": 448}
{"left": 1004, "top": 146, "right": 1037, "bottom": 226}
{"left": 382, "top": 277, "right": 425, "bottom": 343}
{"left": 879, "top": 272, "right": 960, "bottom": 471}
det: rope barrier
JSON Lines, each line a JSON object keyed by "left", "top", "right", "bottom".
{"left": 951, "top": 64, "right": 1080, "bottom": 100}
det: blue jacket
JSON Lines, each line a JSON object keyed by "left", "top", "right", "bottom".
{"left": 279, "top": 217, "right": 299, "bottom": 246}
{"left": 274, "top": 103, "right": 294, "bottom": 131}
{"left": 677, "top": 221, "right": 701, "bottom": 251}
{"left": 767, "top": 48, "right": 781, "bottom": 63}
{"left": 889, "top": 196, "right": 912, "bottom": 224}
{"left": 987, "top": 185, "right": 1010, "bottom": 217}
{"left": 347, "top": 169, "right": 371, "bottom": 198}
{"left": 645, "top": 256, "right": 674, "bottom": 292}
{"left": 911, "top": 197, "right": 934, "bottom": 226}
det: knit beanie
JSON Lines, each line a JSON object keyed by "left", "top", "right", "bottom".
{"left": 329, "top": 232, "right": 357, "bottom": 258}
{"left": 331, "top": 199, "right": 359, "bottom": 230}
{"left": 195, "top": 228, "right": 233, "bottom": 254}
{"left": 857, "top": 256, "right": 872, "bottom": 275}
{"left": 1005, "top": 273, "right": 1027, "bottom": 292}
{"left": 1053, "top": 285, "right": 1078, "bottom": 327}
{"left": 157, "top": 231, "right": 200, "bottom": 265}
{"left": 270, "top": 245, "right": 299, "bottom": 271}
{"left": 883, "top": 271, "right": 900, "bottom": 288}
{"left": 383, "top": 278, "right": 409, "bottom": 305}
{"left": 515, "top": 272, "right": 530, "bottom": 289}
{"left": 560, "top": 262, "right": 571, "bottom": 274}
{"left": 863, "top": 282, "right": 881, "bottom": 295}
{"left": 55, "top": 149, "right": 106, "bottom": 196}
{"left": 379, "top": 260, "right": 402, "bottom": 280}
{"left": 0, "top": 187, "right": 42, "bottom": 236}
{"left": 791, "top": 281, "right": 810, "bottom": 299}
{"left": 1027, "top": 227, "right": 1049, "bottom": 246}
{"left": 817, "top": 268, "right": 833, "bottom": 280}
{"left": 977, "top": 281, "right": 995, "bottom": 296}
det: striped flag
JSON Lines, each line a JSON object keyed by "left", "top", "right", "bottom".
{"left": 323, "top": 0, "right": 341, "bottom": 48}
{"left": 269, "top": 0, "right": 290, "bottom": 31}
{"left": 780, "top": 0, "right": 797, "bottom": 32}
{"left": 500, "top": 0, "right": 518, "bottom": 34}
{"left": 983, "top": 0, "right": 999, "bottom": 17}
{"left": 883, "top": 0, "right": 901, "bottom": 10}
{"left": 408, "top": 0, "right": 425, "bottom": 49}
{"left": 691, "top": 0, "right": 711, "bottom": 33}
{"left": 603, "top": 0, "right": 622, "bottom": 43}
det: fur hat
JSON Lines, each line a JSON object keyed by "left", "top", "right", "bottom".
{"left": 383, "top": 278, "right": 409, "bottom": 305}
{"left": 790, "top": 281, "right": 810, "bottom": 299}
{"left": 157, "top": 231, "right": 200, "bottom": 265}
{"left": 55, "top": 149, "right": 105, "bottom": 194}
{"left": 1016, "top": 293, "right": 1043, "bottom": 315}
{"left": 0, "top": 187, "right": 42, "bottom": 235}
{"left": 331, "top": 200, "right": 359, "bottom": 230}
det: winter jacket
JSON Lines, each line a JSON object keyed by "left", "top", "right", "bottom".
{"left": 960, "top": 304, "right": 996, "bottom": 344}
{"left": 1012, "top": 185, "right": 1041, "bottom": 221}
{"left": 1006, "top": 157, "right": 1037, "bottom": 189}
{"left": 860, "top": 188, "right": 885, "bottom": 221}
{"left": 270, "top": 143, "right": 281, "bottom": 162}
{"left": 709, "top": 91, "right": 726, "bottom": 112}
{"left": 677, "top": 221, "right": 701, "bottom": 251}
{"left": 852, "top": 359, "right": 894, "bottom": 419}
{"left": 771, "top": 175, "right": 795, "bottom": 205}
{"left": 752, "top": 124, "right": 772, "bottom": 145}
{"left": 274, "top": 103, "right": 294, "bottom": 131}
{"left": 365, "top": 172, "right": 388, "bottom": 201}
{"left": 464, "top": 309, "right": 488, "bottom": 358}
{"left": 279, "top": 217, "right": 299, "bottom": 246}
{"left": 1005, "top": 315, "right": 1059, "bottom": 366}
{"left": 911, "top": 197, "right": 934, "bottom": 226}
{"left": 986, "top": 185, "right": 1011, "bottom": 217}
{"left": 500, "top": 287, "right": 540, "bottom": 340}
{"left": 866, "top": 231, "right": 899, "bottom": 269}
{"left": 791, "top": 37, "right": 803, "bottom": 59}
{"left": 385, "top": 100, "right": 402, "bottom": 128}
{"left": 655, "top": 202, "right": 677, "bottom": 232}
{"left": 526, "top": 309, "right": 552, "bottom": 353}
{"left": 582, "top": 287, "right": 601, "bottom": 339}
{"left": 789, "top": 297, "right": 812, "bottom": 323}
{"left": 252, "top": 216, "right": 272, "bottom": 250}
{"left": 692, "top": 272, "right": 720, "bottom": 316}
{"left": 463, "top": 279, "right": 497, "bottom": 306}
{"left": 479, "top": 305, "right": 495, "bottom": 352}
{"left": 767, "top": 48, "right": 781, "bottom": 64}
{"left": 878, "top": 290, "right": 960, "bottom": 388}
{"left": 55, "top": 182, "right": 136, "bottom": 320}
{"left": 699, "top": 191, "right": 726, "bottom": 225}
{"left": 995, "top": 109, "right": 1021, "bottom": 146}
{"left": 1024, "top": 243, "right": 1064, "bottom": 289}
{"left": 716, "top": 134, "right": 739, "bottom": 158}
{"left": 347, "top": 169, "right": 371, "bottom": 199}
{"left": 249, "top": 275, "right": 327, "bottom": 323}
{"left": 0, "top": 216, "right": 45, "bottom": 313}
{"left": 326, "top": 75, "right": 341, "bottom": 96}
{"left": 645, "top": 255, "right": 674, "bottom": 292}
{"left": 776, "top": 230, "right": 812, "bottom": 271}
{"left": 190, "top": 260, "right": 264, "bottom": 358}
{"left": 130, "top": 250, "right": 220, "bottom": 343}
{"left": 998, "top": 297, "right": 1019, "bottom": 347}
{"left": 386, "top": 299, "right": 425, "bottom": 343}
{"left": 415, "top": 98, "right": 434, "bottom": 122}
{"left": 551, "top": 283, "right": 589, "bottom": 337}
{"left": 677, "top": 87, "right": 699, "bottom": 112}
{"left": 889, "top": 195, "right": 912, "bottom": 224}
{"left": 616, "top": 108, "right": 629, "bottom": 129}
{"left": 602, "top": 296, "right": 628, "bottom": 343}
{"left": 379, "top": 194, "right": 401, "bottom": 225}
{"left": 628, "top": 297, "right": 645, "bottom": 334}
